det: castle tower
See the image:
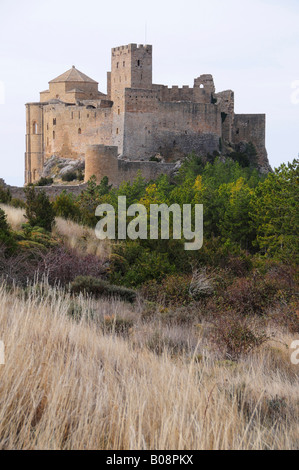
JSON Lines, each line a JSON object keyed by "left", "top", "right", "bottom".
{"left": 109, "top": 44, "right": 152, "bottom": 153}
{"left": 110, "top": 44, "right": 153, "bottom": 103}
{"left": 194, "top": 74, "right": 216, "bottom": 104}
{"left": 25, "top": 103, "right": 44, "bottom": 184}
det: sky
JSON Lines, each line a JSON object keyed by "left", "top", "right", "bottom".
{"left": 0, "top": 0, "right": 298, "bottom": 186}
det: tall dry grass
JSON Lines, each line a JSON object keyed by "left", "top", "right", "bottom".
{"left": 53, "top": 217, "right": 110, "bottom": 260}
{"left": 0, "top": 281, "right": 298, "bottom": 450}
{"left": 0, "top": 204, "right": 110, "bottom": 261}
{"left": 0, "top": 204, "right": 25, "bottom": 230}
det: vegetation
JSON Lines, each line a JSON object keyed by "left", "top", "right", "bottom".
{"left": 0, "top": 154, "right": 298, "bottom": 450}
{"left": 24, "top": 186, "right": 55, "bottom": 231}
{"left": 0, "top": 280, "right": 298, "bottom": 450}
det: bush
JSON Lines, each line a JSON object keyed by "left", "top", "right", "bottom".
{"left": 210, "top": 315, "right": 269, "bottom": 360}
{"left": 223, "top": 275, "right": 278, "bottom": 315}
{"left": 61, "top": 171, "right": 77, "bottom": 182}
{"left": 110, "top": 241, "right": 176, "bottom": 287}
{"left": 0, "top": 208, "right": 16, "bottom": 255}
{"left": 36, "top": 177, "right": 53, "bottom": 186}
{"left": 38, "top": 247, "right": 106, "bottom": 286}
{"left": 24, "top": 186, "right": 55, "bottom": 232}
{"left": 141, "top": 274, "right": 192, "bottom": 306}
{"left": 10, "top": 198, "right": 26, "bottom": 209}
{"left": 0, "top": 185, "right": 11, "bottom": 204}
{"left": 53, "top": 191, "right": 82, "bottom": 221}
{"left": 70, "top": 275, "right": 137, "bottom": 302}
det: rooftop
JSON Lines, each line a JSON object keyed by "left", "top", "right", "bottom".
{"left": 49, "top": 66, "right": 98, "bottom": 84}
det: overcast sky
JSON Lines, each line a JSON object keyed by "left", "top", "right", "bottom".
{"left": 0, "top": 0, "right": 298, "bottom": 186}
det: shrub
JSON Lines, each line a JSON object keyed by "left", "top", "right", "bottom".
{"left": 53, "top": 191, "right": 82, "bottom": 221}
{"left": 0, "top": 208, "right": 16, "bottom": 255}
{"left": 141, "top": 274, "right": 192, "bottom": 306}
{"left": 24, "top": 186, "right": 55, "bottom": 232}
{"left": 36, "top": 177, "right": 53, "bottom": 186}
{"left": 223, "top": 275, "right": 278, "bottom": 315}
{"left": 110, "top": 241, "right": 176, "bottom": 287}
{"left": 61, "top": 171, "right": 77, "bottom": 182}
{"left": 10, "top": 198, "right": 26, "bottom": 209}
{"left": 210, "top": 315, "right": 269, "bottom": 360}
{"left": 38, "top": 247, "right": 106, "bottom": 286}
{"left": 0, "top": 185, "right": 11, "bottom": 204}
{"left": 70, "top": 275, "right": 137, "bottom": 302}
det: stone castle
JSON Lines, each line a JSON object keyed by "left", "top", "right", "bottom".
{"left": 25, "top": 43, "right": 270, "bottom": 186}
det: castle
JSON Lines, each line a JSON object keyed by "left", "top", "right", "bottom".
{"left": 25, "top": 43, "right": 270, "bottom": 186}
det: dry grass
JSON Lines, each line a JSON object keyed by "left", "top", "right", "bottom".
{"left": 53, "top": 217, "right": 111, "bottom": 261}
{"left": 0, "top": 281, "right": 298, "bottom": 450}
{"left": 0, "top": 205, "right": 110, "bottom": 261}
{"left": 0, "top": 204, "right": 25, "bottom": 230}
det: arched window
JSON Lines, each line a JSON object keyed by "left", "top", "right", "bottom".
{"left": 32, "top": 121, "right": 38, "bottom": 134}
{"left": 116, "top": 128, "right": 119, "bottom": 135}
{"left": 53, "top": 118, "right": 56, "bottom": 125}
{"left": 78, "top": 128, "right": 81, "bottom": 135}
{"left": 53, "top": 131, "right": 55, "bottom": 140}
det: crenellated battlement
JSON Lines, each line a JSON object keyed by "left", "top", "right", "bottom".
{"left": 112, "top": 44, "right": 152, "bottom": 53}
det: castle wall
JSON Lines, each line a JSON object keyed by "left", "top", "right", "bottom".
{"left": 42, "top": 103, "right": 113, "bottom": 161}
{"left": 85, "top": 145, "right": 175, "bottom": 186}
{"left": 123, "top": 89, "right": 221, "bottom": 160}
{"left": 7, "top": 183, "right": 88, "bottom": 202}
{"left": 216, "top": 90, "right": 235, "bottom": 143}
{"left": 233, "top": 114, "right": 268, "bottom": 168}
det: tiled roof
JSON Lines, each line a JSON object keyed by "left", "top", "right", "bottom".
{"left": 49, "top": 66, "right": 98, "bottom": 84}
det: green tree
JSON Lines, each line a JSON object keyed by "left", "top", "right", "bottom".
{"left": 250, "top": 159, "right": 299, "bottom": 262}
{"left": 24, "top": 186, "right": 55, "bottom": 232}
{"left": 53, "top": 191, "right": 81, "bottom": 221}
{"left": 0, "top": 208, "right": 16, "bottom": 254}
{"left": 217, "top": 178, "right": 255, "bottom": 250}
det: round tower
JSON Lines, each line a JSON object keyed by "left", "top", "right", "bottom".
{"left": 85, "top": 145, "right": 119, "bottom": 184}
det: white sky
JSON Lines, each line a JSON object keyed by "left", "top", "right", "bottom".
{"left": 0, "top": 0, "right": 298, "bottom": 186}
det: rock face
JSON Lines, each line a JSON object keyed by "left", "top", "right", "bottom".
{"left": 42, "top": 156, "right": 85, "bottom": 181}
{"left": 25, "top": 42, "right": 271, "bottom": 185}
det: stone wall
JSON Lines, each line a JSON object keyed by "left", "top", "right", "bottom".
{"left": 123, "top": 88, "right": 221, "bottom": 159}
{"left": 6, "top": 183, "right": 87, "bottom": 202}
{"left": 85, "top": 145, "right": 175, "bottom": 186}
{"left": 233, "top": 114, "right": 269, "bottom": 169}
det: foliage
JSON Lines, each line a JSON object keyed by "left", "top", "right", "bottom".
{"left": 61, "top": 171, "right": 77, "bottom": 182}
{"left": 210, "top": 315, "right": 269, "bottom": 360}
{"left": 250, "top": 159, "right": 299, "bottom": 263}
{"left": 36, "top": 177, "right": 53, "bottom": 186}
{"left": 109, "top": 241, "right": 176, "bottom": 287}
{"left": 0, "top": 184, "right": 12, "bottom": 204}
{"left": 10, "top": 198, "right": 26, "bottom": 209}
{"left": 70, "top": 275, "right": 137, "bottom": 302}
{"left": 0, "top": 208, "right": 16, "bottom": 254}
{"left": 53, "top": 191, "right": 81, "bottom": 221}
{"left": 24, "top": 186, "right": 55, "bottom": 232}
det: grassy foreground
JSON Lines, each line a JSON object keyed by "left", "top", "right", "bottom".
{"left": 0, "top": 281, "right": 298, "bottom": 450}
